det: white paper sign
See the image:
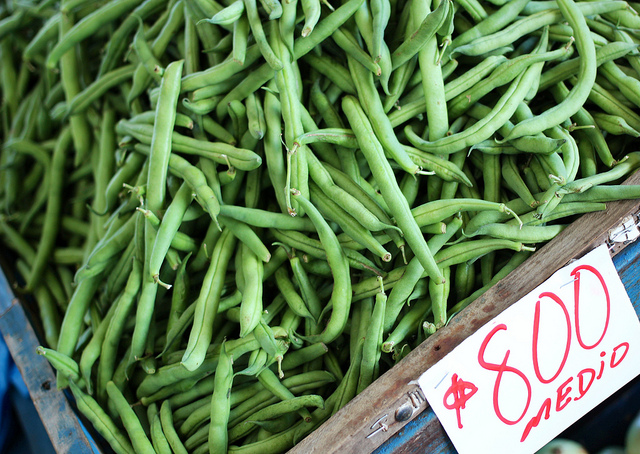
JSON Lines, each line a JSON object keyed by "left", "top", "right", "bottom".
{"left": 419, "top": 244, "right": 640, "bottom": 454}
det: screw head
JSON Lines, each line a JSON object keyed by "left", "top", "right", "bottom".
{"left": 395, "top": 403, "right": 414, "bottom": 422}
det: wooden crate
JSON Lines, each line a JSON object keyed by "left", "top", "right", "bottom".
{"left": 0, "top": 263, "right": 96, "bottom": 453}
{"left": 290, "top": 170, "right": 640, "bottom": 454}
{"left": 1, "top": 170, "right": 639, "bottom": 453}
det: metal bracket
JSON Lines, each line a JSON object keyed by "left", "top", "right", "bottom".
{"left": 366, "top": 415, "right": 389, "bottom": 439}
{"left": 607, "top": 212, "right": 640, "bottom": 255}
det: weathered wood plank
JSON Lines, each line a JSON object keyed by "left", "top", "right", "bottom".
{"left": 0, "top": 265, "right": 95, "bottom": 454}
{"left": 290, "top": 169, "right": 640, "bottom": 454}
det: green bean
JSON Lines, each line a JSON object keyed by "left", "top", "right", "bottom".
{"left": 47, "top": 0, "right": 146, "bottom": 69}
{"left": 435, "top": 239, "right": 535, "bottom": 270}
{"left": 403, "top": 145, "right": 473, "bottom": 186}
{"left": 22, "top": 14, "right": 62, "bottom": 61}
{"left": 309, "top": 182, "right": 392, "bottom": 262}
{"left": 297, "top": 105, "right": 342, "bottom": 170}
{"left": 342, "top": 95, "right": 443, "bottom": 283}
{"left": 449, "top": 40, "right": 570, "bottom": 119}
{"left": 9, "top": 0, "right": 640, "bottom": 449}
{"left": 430, "top": 265, "right": 451, "bottom": 329}
{"left": 138, "top": 207, "right": 197, "bottom": 252}
{"left": 604, "top": 8, "right": 640, "bottom": 29}
{"left": 239, "top": 243, "right": 265, "bottom": 337}
{"left": 106, "top": 381, "right": 155, "bottom": 454}
{"left": 289, "top": 190, "right": 352, "bottom": 343}
{"left": 230, "top": 394, "right": 324, "bottom": 442}
{"left": 79, "top": 294, "right": 121, "bottom": 395}
{"left": 383, "top": 55, "right": 419, "bottom": 114}
{"left": 219, "top": 215, "right": 270, "bottom": 262}
{"left": 182, "top": 227, "right": 238, "bottom": 371}
{"left": 302, "top": 53, "right": 357, "bottom": 96}
{"left": 412, "top": 198, "right": 521, "bottom": 228}
{"left": 503, "top": 0, "right": 597, "bottom": 141}
{"left": 149, "top": 184, "right": 193, "bottom": 283}
{"left": 253, "top": 319, "right": 288, "bottom": 373}
{"left": 208, "top": 342, "right": 234, "bottom": 452}
{"left": 384, "top": 214, "right": 462, "bottom": 331}
{"left": 357, "top": 281, "right": 386, "bottom": 393}
{"left": 509, "top": 201, "right": 606, "bottom": 228}
{"left": 559, "top": 152, "right": 640, "bottom": 194}
{"left": 259, "top": 89, "right": 288, "bottom": 214}
{"left": 98, "top": 0, "right": 168, "bottom": 75}
{"left": 199, "top": 0, "right": 244, "bottom": 25}
{"left": 406, "top": 60, "right": 541, "bottom": 154}
{"left": 147, "top": 59, "right": 185, "bottom": 217}
{"left": 140, "top": 332, "right": 266, "bottom": 398}
{"left": 414, "top": 0, "right": 449, "bottom": 141}
{"left": 272, "top": 30, "right": 308, "bottom": 217}
{"left": 146, "top": 404, "right": 172, "bottom": 454}
{"left": 452, "top": 1, "right": 626, "bottom": 58}
{"left": 159, "top": 401, "right": 188, "bottom": 454}
{"left": 390, "top": 0, "right": 449, "bottom": 70}
{"left": 448, "top": 251, "right": 531, "bottom": 317}
{"left": 132, "top": 21, "right": 164, "bottom": 82}
{"left": 284, "top": 256, "right": 321, "bottom": 324}
{"left": 502, "top": 155, "right": 538, "bottom": 208}
{"left": 300, "top": 0, "right": 320, "bottom": 37}
{"left": 275, "top": 266, "right": 314, "bottom": 321}
{"left": 539, "top": 41, "right": 638, "bottom": 92}
{"left": 347, "top": 61, "right": 419, "bottom": 177}
{"left": 454, "top": 260, "right": 475, "bottom": 302}
{"left": 97, "top": 256, "right": 142, "bottom": 401}
{"left": 447, "top": 0, "right": 528, "bottom": 61}
{"left": 382, "top": 296, "right": 431, "bottom": 353}
{"left": 308, "top": 152, "right": 399, "bottom": 234}
{"left": 128, "top": 1, "right": 186, "bottom": 103}
{"left": 255, "top": 366, "right": 312, "bottom": 421}
{"left": 293, "top": 128, "right": 358, "bottom": 150}
{"left": 127, "top": 208, "right": 160, "bottom": 372}
{"left": 370, "top": 0, "right": 390, "bottom": 63}
{"left": 333, "top": 28, "right": 381, "bottom": 76}
{"left": 90, "top": 108, "right": 117, "bottom": 242}
{"left": 584, "top": 78, "right": 640, "bottom": 133}
{"left": 575, "top": 133, "right": 597, "bottom": 178}
{"left": 549, "top": 83, "right": 615, "bottom": 167}
{"left": 182, "top": 368, "right": 333, "bottom": 436}
{"left": 0, "top": 222, "right": 68, "bottom": 311}
{"left": 322, "top": 163, "right": 405, "bottom": 251}
{"left": 593, "top": 112, "right": 640, "bottom": 137}
{"left": 468, "top": 223, "right": 567, "bottom": 243}
{"left": 245, "top": 92, "right": 266, "bottom": 140}
{"left": 17, "top": 261, "right": 60, "bottom": 348}
{"left": 243, "top": 0, "right": 282, "bottom": 70}
{"left": 292, "top": 0, "right": 368, "bottom": 59}
{"left": 58, "top": 11, "right": 92, "bottom": 167}
{"left": 37, "top": 345, "right": 82, "bottom": 385}
{"left": 26, "top": 127, "right": 70, "bottom": 291}
{"left": 456, "top": 0, "right": 486, "bottom": 22}
{"left": 123, "top": 122, "right": 263, "bottom": 171}
{"left": 69, "top": 381, "right": 135, "bottom": 454}
{"left": 73, "top": 214, "right": 137, "bottom": 284}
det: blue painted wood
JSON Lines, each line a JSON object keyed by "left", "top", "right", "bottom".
{"left": 0, "top": 265, "right": 96, "bottom": 454}
{"left": 375, "top": 239, "right": 640, "bottom": 454}
{"left": 374, "top": 405, "right": 455, "bottom": 454}
{"left": 614, "top": 238, "right": 640, "bottom": 314}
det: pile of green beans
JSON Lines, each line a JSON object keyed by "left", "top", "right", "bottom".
{"left": 3, "top": 0, "right": 640, "bottom": 452}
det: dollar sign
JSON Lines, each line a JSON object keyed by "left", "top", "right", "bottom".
{"left": 442, "top": 373, "right": 478, "bottom": 429}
